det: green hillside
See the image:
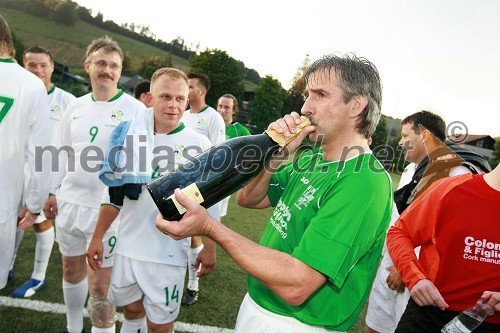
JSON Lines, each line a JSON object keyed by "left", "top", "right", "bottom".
{"left": 0, "top": 7, "right": 189, "bottom": 72}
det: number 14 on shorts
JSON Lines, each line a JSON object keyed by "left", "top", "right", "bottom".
{"left": 164, "top": 284, "right": 179, "bottom": 306}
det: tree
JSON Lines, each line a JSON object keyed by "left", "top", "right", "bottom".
{"left": 370, "top": 115, "right": 396, "bottom": 170}
{"left": 121, "top": 51, "right": 134, "bottom": 76}
{"left": 489, "top": 138, "right": 500, "bottom": 168}
{"left": 11, "top": 31, "right": 26, "bottom": 65}
{"left": 249, "top": 75, "right": 288, "bottom": 133}
{"left": 133, "top": 54, "right": 173, "bottom": 79}
{"left": 189, "top": 49, "right": 244, "bottom": 107}
{"left": 286, "top": 55, "right": 310, "bottom": 113}
{"left": 52, "top": 1, "right": 78, "bottom": 26}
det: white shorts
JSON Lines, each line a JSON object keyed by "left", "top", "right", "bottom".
{"left": 55, "top": 200, "right": 117, "bottom": 267}
{"left": 235, "top": 294, "right": 342, "bottom": 333}
{"left": 365, "top": 252, "right": 410, "bottom": 333}
{"left": 108, "top": 254, "right": 186, "bottom": 324}
{"left": 0, "top": 214, "right": 17, "bottom": 289}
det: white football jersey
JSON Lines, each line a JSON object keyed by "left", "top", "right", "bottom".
{"left": 182, "top": 105, "right": 225, "bottom": 145}
{"left": 0, "top": 59, "right": 51, "bottom": 222}
{"left": 47, "top": 85, "right": 75, "bottom": 147}
{"left": 57, "top": 91, "right": 144, "bottom": 208}
{"left": 115, "top": 124, "right": 219, "bottom": 265}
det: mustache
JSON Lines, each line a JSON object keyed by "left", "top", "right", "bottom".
{"left": 98, "top": 74, "right": 114, "bottom": 80}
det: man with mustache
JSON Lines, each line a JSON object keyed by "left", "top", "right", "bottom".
{"left": 49, "top": 36, "right": 144, "bottom": 333}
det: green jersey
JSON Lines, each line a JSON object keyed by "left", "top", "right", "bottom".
{"left": 248, "top": 148, "right": 393, "bottom": 331}
{"left": 225, "top": 122, "right": 251, "bottom": 139}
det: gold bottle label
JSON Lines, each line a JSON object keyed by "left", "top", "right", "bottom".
{"left": 168, "top": 183, "right": 204, "bottom": 215}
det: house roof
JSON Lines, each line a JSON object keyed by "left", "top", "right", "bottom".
{"left": 448, "top": 134, "right": 493, "bottom": 144}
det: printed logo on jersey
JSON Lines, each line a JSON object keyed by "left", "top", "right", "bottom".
{"left": 294, "top": 184, "right": 318, "bottom": 210}
{"left": 111, "top": 109, "right": 123, "bottom": 123}
{"left": 50, "top": 104, "right": 61, "bottom": 121}
{"left": 151, "top": 144, "right": 189, "bottom": 178}
{"left": 463, "top": 236, "right": 500, "bottom": 264}
{"left": 269, "top": 199, "right": 291, "bottom": 239}
{"left": 197, "top": 118, "right": 205, "bottom": 128}
{"left": 173, "top": 144, "right": 186, "bottom": 165}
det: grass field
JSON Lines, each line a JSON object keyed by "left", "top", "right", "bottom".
{"left": 0, "top": 173, "right": 400, "bottom": 332}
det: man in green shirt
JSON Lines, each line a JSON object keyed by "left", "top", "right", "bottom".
{"left": 156, "top": 54, "right": 392, "bottom": 332}
{"left": 216, "top": 93, "right": 251, "bottom": 139}
{"left": 216, "top": 93, "right": 252, "bottom": 216}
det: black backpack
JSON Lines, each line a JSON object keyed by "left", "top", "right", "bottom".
{"left": 447, "top": 144, "right": 492, "bottom": 174}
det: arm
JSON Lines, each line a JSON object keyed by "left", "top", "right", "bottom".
{"left": 237, "top": 112, "right": 314, "bottom": 209}
{"left": 157, "top": 189, "right": 326, "bottom": 306}
{"left": 87, "top": 194, "right": 120, "bottom": 271}
{"left": 387, "top": 218, "right": 448, "bottom": 309}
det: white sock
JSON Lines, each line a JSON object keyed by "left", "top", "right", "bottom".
{"left": 120, "top": 317, "right": 147, "bottom": 333}
{"left": 10, "top": 227, "right": 24, "bottom": 270}
{"left": 32, "top": 226, "right": 54, "bottom": 281}
{"left": 187, "top": 244, "right": 203, "bottom": 291}
{"left": 63, "top": 278, "right": 88, "bottom": 333}
{"left": 91, "top": 325, "right": 116, "bottom": 333}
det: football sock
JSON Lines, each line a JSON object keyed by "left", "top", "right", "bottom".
{"left": 91, "top": 324, "right": 115, "bottom": 333}
{"left": 187, "top": 244, "right": 203, "bottom": 291}
{"left": 32, "top": 226, "right": 54, "bottom": 281}
{"left": 63, "top": 278, "right": 88, "bottom": 333}
{"left": 120, "top": 317, "right": 147, "bottom": 333}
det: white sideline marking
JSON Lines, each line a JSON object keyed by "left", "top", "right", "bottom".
{"left": 0, "top": 296, "right": 234, "bottom": 333}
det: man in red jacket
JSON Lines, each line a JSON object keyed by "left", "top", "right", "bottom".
{"left": 387, "top": 163, "right": 500, "bottom": 332}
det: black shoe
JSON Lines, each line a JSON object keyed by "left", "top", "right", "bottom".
{"left": 62, "top": 329, "right": 84, "bottom": 333}
{"left": 182, "top": 289, "right": 198, "bottom": 305}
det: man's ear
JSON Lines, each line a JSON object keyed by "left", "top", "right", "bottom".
{"left": 145, "top": 92, "right": 153, "bottom": 105}
{"left": 421, "top": 129, "right": 431, "bottom": 143}
{"left": 84, "top": 61, "right": 91, "bottom": 74}
{"left": 349, "top": 95, "right": 368, "bottom": 117}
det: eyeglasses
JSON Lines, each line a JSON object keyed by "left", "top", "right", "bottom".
{"left": 91, "top": 60, "right": 122, "bottom": 70}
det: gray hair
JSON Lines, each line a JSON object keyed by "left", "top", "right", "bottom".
{"left": 304, "top": 53, "right": 382, "bottom": 138}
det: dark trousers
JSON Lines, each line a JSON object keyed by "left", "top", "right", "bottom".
{"left": 395, "top": 298, "right": 499, "bottom": 333}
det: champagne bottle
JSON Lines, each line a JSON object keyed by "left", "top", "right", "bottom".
{"left": 441, "top": 297, "right": 495, "bottom": 333}
{"left": 147, "top": 116, "right": 311, "bottom": 220}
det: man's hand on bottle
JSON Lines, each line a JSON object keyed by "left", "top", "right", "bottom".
{"left": 268, "top": 112, "right": 315, "bottom": 156}
{"left": 156, "top": 188, "right": 215, "bottom": 240}
{"left": 482, "top": 291, "right": 500, "bottom": 313}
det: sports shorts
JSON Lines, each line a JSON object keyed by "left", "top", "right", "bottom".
{"left": 235, "top": 293, "right": 342, "bottom": 333}
{"left": 365, "top": 251, "right": 410, "bottom": 333}
{"left": 108, "top": 254, "right": 186, "bottom": 324}
{"left": 55, "top": 200, "right": 118, "bottom": 267}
